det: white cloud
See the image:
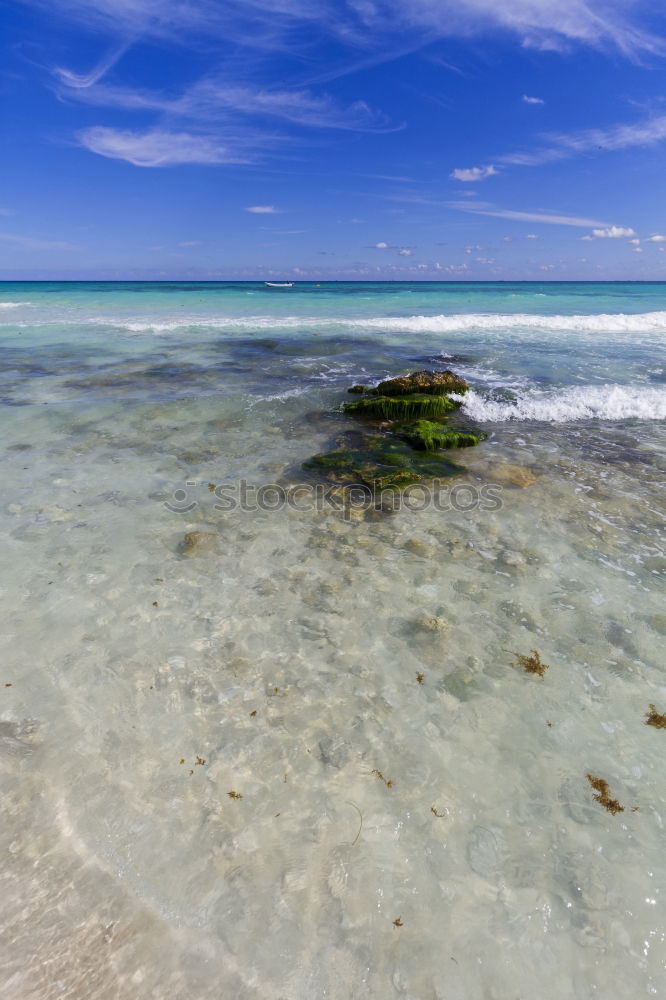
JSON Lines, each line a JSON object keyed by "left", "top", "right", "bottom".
{"left": 0, "top": 231, "right": 79, "bottom": 251}
{"left": 179, "top": 240, "right": 203, "bottom": 246}
{"left": 590, "top": 225, "right": 637, "bottom": 238}
{"left": 78, "top": 127, "right": 248, "bottom": 166}
{"left": 246, "top": 205, "right": 280, "bottom": 214}
{"left": 28, "top": 0, "right": 663, "bottom": 58}
{"left": 451, "top": 165, "right": 497, "bottom": 182}
{"left": 503, "top": 113, "right": 666, "bottom": 167}
{"left": 526, "top": 233, "right": 538, "bottom": 239}
{"left": 374, "top": 241, "right": 389, "bottom": 249}
{"left": 448, "top": 201, "right": 610, "bottom": 228}
{"left": 522, "top": 95, "right": 544, "bottom": 104}
{"left": 629, "top": 238, "right": 641, "bottom": 245}
{"left": 633, "top": 246, "right": 643, "bottom": 252}
{"left": 398, "top": 248, "right": 412, "bottom": 256}
{"left": 647, "top": 234, "right": 666, "bottom": 242}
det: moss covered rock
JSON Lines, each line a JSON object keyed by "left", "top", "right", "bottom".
{"left": 372, "top": 370, "right": 469, "bottom": 396}
{"left": 343, "top": 393, "right": 459, "bottom": 422}
{"left": 303, "top": 434, "right": 464, "bottom": 490}
{"left": 397, "top": 419, "right": 486, "bottom": 451}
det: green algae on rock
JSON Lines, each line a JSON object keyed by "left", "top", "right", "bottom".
{"left": 344, "top": 393, "right": 459, "bottom": 422}
{"left": 397, "top": 419, "right": 486, "bottom": 451}
{"left": 303, "top": 434, "right": 464, "bottom": 490}
{"left": 304, "top": 368, "right": 484, "bottom": 493}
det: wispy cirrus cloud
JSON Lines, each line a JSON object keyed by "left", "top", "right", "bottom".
{"left": 57, "top": 69, "right": 395, "bottom": 167}
{"left": 522, "top": 95, "right": 544, "bottom": 105}
{"left": 246, "top": 205, "right": 280, "bottom": 214}
{"left": 60, "top": 78, "right": 394, "bottom": 132}
{"left": 0, "top": 231, "right": 80, "bottom": 250}
{"left": 78, "top": 127, "right": 253, "bottom": 166}
{"left": 501, "top": 113, "right": 666, "bottom": 167}
{"left": 446, "top": 200, "right": 611, "bottom": 228}
{"left": 25, "top": 0, "right": 663, "bottom": 58}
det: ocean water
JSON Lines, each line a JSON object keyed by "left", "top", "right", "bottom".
{"left": 0, "top": 281, "right": 664, "bottom": 999}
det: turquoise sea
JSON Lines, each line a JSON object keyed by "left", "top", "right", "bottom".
{"left": 1, "top": 281, "right": 664, "bottom": 998}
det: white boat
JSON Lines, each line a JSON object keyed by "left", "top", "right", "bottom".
{"left": 264, "top": 281, "right": 294, "bottom": 288}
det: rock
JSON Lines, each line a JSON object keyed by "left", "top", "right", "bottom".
{"left": 372, "top": 370, "right": 469, "bottom": 396}
{"left": 347, "top": 384, "right": 369, "bottom": 394}
{"left": 178, "top": 530, "right": 218, "bottom": 556}
{"left": 414, "top": 615, "right": 450, "bottom": 634}
{"left": 303, "top": 433, "right": 464, "bottom": 491}
{"left": 343, "top": 393, "right": 459, "bottom": 421}
{"left": 397, "top": 419, "right": 485, "bottom": 451}
{"left": 499, "top": 549, "right": 525, "bottom": 567}
{"left": 404, "top": 538, "right": 437, "bottom": 559}
{"left": 318, "top": 736, "right": 350, "bottom": 769}
{"left": 305, "top": 369, "right": 484, "bottom": 494}
{"left": 645, "top": 613, "right": 666, "bottom": 636}
{"left": 490, "top": 463, "right": 539, "bottom": 488}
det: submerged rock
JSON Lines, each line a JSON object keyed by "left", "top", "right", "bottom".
{"left": 413, "top": 615, "right": 451, "bottom": 634}
{"left": 303, "top": 434, "right": 464, "bottom": 490}
{"left": 492, "top": 463, "right": 539, "bottom": 487}
{"left": 178, "top": 530, "right": 218, "bottom": 557}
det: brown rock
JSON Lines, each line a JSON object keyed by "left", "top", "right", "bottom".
{"left": 373, "top": 370, "right": 469, "bottom": 397}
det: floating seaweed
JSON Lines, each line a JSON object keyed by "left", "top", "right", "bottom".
{"left": 431, "top": 806, "right": 446, "bottom": 818}
{"left": 416, "top": 672, "right": 425, "bottom": 684}
{"left": 509, "top": 648, "right": 549, "bottom": 677}
{"left": 645, "top": 704, "right": 666, "bottom": 729}
{"left": 228, "top": 790, "right": 242, "bottom": 800}
{"left": 249, "top": 710, "right": 257, "bottom": 717}
{"left": 369, "top": 768, "right": 394, "bottom": 788}
{"left": 393, "top": 917, "right": 403, "bottom": 928}
{"left": 195, "top": 756, "right": 206, "bottom": 766}
{"left": 586, "top": 774, "right": 624, "bottom": 815}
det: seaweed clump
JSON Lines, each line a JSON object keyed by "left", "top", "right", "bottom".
{"left": 510, "top": 649, "right": 548, "bottom": 677}
{"left": 645, "top": 704, "right": 666, "bottom": 729}
{"left": 586, "top": 774, "right": 624, "bottom": 815}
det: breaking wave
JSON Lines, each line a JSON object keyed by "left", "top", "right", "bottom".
{"left": 353, "top": 311, "right": 666, "bottom": 334}
{"left": 457, "top": 385, "right": 666, "bottom": 422}
{"left": 6, "top": 309, "right": 666, "bottom": 335}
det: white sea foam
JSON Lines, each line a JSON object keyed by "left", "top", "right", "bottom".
{"left": 353, "top": 311, "right": 666, "bottom": 333}
{"left": 0, "top": 301, "right": 29, "bottom": 309}
{"left": 5, "top": 309, "right": 666, "bottom": 334}
{"left": 457, "top": 384, "right": 666, "bottom": 422}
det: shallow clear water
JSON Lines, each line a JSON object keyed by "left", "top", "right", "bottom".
{"left": 1, "top": 282, "right": 664, "bottom": 999}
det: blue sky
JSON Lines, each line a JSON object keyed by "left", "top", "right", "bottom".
{"left": 4, "top": 0, "right": 666, "bottom": 279}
